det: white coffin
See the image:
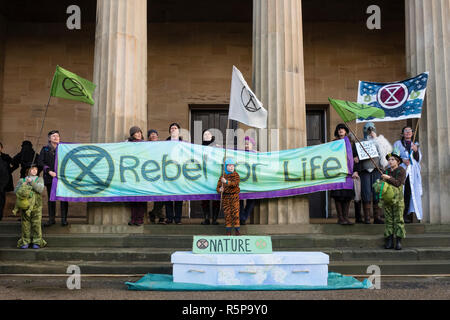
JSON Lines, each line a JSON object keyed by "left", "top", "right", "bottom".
{"left": 171, "top": 251, "right": 329, "bottom": 286}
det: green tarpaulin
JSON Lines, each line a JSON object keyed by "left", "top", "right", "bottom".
{"left": 125, "top": 273, "right": 372, "bottom": 291}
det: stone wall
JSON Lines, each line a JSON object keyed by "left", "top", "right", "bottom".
{"left": 147, "top": 23, "right": 252, "bottom": 138}
{"left": 0, "top": 14, "right": 5, "bottom": 140}
{"left": 0, "top": 22, "right": 95, "bottom": 218}
{"left": 303, "top": 20, "right": 408, "bottom": 143}
{"left": 0, "top": 17, "right": 409, "bottom": 220}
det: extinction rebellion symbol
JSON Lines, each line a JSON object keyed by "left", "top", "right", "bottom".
{"left": 255, "top": 239, "right": 267, "bottom": 249}
{"left": 196, "top": 239, "right": 209, "bottom": 250}
{"left": 377, "top": 84, "right": 409, "bottom": 109}
{"left": 241, "top": 86, "right": 261, "bottom": 113}
{"left": 62, "top": 77, "right": 89, "bottom": 98}
{"left": 60, "top": 145, "right": 114, "bottom": 195}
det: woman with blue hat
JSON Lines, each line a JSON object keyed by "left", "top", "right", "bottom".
{"left": 217, "top": 158, "right": 241, "bottom": 236}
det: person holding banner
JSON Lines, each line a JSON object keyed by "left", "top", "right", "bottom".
{"left": 201, "top": 130, "right": 220, "bottom": 225}
{"left": 357, "top": 123, "right": 392, "bottom": 224}
{"left": 217, "top": 158, "right": 241, "bottom": 236}
{"left": 38, "top": 130, "right": 69, "bottom": 227}
{"left": 393, "top": 126, "right": 422, "bottom": 223}
{"left": 127, "top": 126, "right": 147, "bottom": 226}
{"left": 0, "top": 143, "right": 13, "bottom": 221}
{"left": 147, "top": 129, "right": 166, "bottom": 225}
{"left": 165, "top": 123, "right": 184, "bottom": 225}
{"left": 330, "top": 124, "right": 355, "bottom": 225}
{"left": 11, "top": 141, "right": 41, "bottom": 179}
{"left": 239, "top": 136, "right": 258, "bottom": 226}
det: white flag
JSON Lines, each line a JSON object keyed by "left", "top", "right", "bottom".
{"left": 229, "top": 66, "right": 267, "bottom": 128}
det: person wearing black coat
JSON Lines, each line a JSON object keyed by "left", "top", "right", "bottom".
{"left": 12, "top": 140, "right": 42, "bottom": 178}
{"left": 37, "top": 130, "right": 69, "bottom": 227}
{"left": 165, "top": 123, "right": 184, "bottom": 224}
{"left": 0, "top": 142, "right": 15, "bottom": 221}
{"left": 200, "top": 130, "right": 220, "bottom": 225}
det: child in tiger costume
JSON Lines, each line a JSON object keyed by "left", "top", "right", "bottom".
{"left": 217, "top": 158, "right": 241, "bottom": 236}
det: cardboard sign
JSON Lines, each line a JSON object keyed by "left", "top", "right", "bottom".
{"left": 192, "top": 236, "right": 272, "bottom": 254}
{"left": 355, "top": 141, "right": 379, "bottom": 160}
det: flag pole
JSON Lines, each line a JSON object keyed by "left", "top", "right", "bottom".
{"left": 412, "top": 118, "right": 420, "bottom": 144}
{"left": 345, "top": 122, "right": 384, "bottom": 175}
{"left": 31, "top": 94, "right": 53, "bottom": 165}
{"left": 219, "top": 118, "right": 231, "bottom": 216}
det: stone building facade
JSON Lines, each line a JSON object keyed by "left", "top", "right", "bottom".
{"left": 0, "top": 0, "right": 448, "bottom": 224}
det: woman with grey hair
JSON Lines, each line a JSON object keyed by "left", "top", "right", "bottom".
{"left": 357, "top": 122, "right": 392, "bottom": 224}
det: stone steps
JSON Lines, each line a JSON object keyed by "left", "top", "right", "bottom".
{"left": 2, "top": 222, "right": 450, "bottom": 235}
{"left": 1, "top": 259, "right": 449, "bottom": 276}
{"left": 1, "top": 247, "right": 450, "bottom": 262}
{"left": 2, "top": 233, "right": 450, "bottom": 248}
{"left": 1, "top": 222, "right": 449, "bottom": 276}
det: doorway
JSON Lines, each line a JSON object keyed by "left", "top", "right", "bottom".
{"left": 306, "top": 107, "right": 328, "bottom": 219}
{"left": 189, "top": 105, "right": 238, "bottom": 218}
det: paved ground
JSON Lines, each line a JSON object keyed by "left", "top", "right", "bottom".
{"left": 1, "top": 275, "right": 449, "bottom": 300}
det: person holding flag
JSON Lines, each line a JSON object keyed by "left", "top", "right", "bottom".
{"left": 217, "top": 66, "right": 267, "bottom": 230}
{"left": 393, "top": 126, "right": 422, "bottom": 223}
{"left": 358, "top": 122, "right": 392, "bottom": 224}
{"left": 217, "top": 158, "right": 241, "bottom": 236}
{"left": 30, "top": 66, "right": 96, "bottom": 226}
{"left": 38, "top": 130, "right": 69, "bottom": 227}
{"left": 328, "top": 98, "right": 390, "bottom": 224}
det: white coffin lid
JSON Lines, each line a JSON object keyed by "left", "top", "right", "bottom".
{"left": 171, "top": 251, "right": 329, "bottom": 265}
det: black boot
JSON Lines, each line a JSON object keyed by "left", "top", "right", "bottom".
{"left": 354, "top": 201, "right": 363, "bottom": 223}
{"left": 44, "top": 201, "right": 56, "bottom": 227}
{"left": 385, "top": 235, "right": 394, "bottom": 249}
{"left": 201, "top": 201, "right": 210, "bottom": 225}
{"left": 403, "top": 212, "right": 412, "bottom": 224}
{"left": 61, "top": 202, "right": 69, "bottom": 226}
{"left": 211, "top": 202, "right": 220, "bottom": 225}
{"left": 395, "top": 237, "right": 402, "bottom": 250}
{"left": 363, "top": 202, "right": 371, "bottom": 224}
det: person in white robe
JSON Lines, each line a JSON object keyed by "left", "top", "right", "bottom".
{"left": 393, "top": 126, "right": 422, "bottom": 222}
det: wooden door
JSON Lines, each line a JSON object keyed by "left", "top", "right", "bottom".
{"left": 306, "top": 109, "right": 328, "bottom": 218}
{"left": 189, "top": 106, "right": 237, "bottom": 218}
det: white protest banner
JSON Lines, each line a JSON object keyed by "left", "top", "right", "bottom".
{"left": 355, "top": 141, "right": 379, "bottom": 160}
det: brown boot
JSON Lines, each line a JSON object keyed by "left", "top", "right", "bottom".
{"left": 373, "top": 203, "right": 384, "bottom": 224}
{"left": 342, "top": 200, "right": 354, "bottom": 225}
{"left": 335, "top": 201, "right": 345, "bottom": 225}
{"left": 363, "top": 202, "right": 372, "bottom": 224}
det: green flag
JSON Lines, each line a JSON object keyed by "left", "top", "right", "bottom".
{"left": 50, "top": 65, "right": 96, "bottom": 105}
{"left": 328, "top": 98, "right": 385, "bottom": 122}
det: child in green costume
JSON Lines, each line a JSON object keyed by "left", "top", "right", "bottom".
{"left": 378, "top": 152, "right": 406, "bottom": 250}
{"left": 14, "top": 164, "right": 47, "bottom": 249}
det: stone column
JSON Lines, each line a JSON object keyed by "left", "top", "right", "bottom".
{"left": 88, "top": 0, "right": 147, "bottom": 225}
{"left": 405, "top": 0, "right": 450, "bottom": 223}
{"left": 252, "top": 0, "right": 309, "bottom": 224}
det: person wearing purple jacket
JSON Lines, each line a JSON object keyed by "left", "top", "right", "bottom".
{"left": 239, "top": 136, "right": 257, "bottom": 225}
